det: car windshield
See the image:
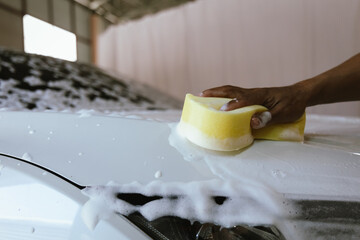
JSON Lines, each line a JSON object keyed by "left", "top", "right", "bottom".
{"left": 0, "top": 47, "right": 182, "bottom": 112}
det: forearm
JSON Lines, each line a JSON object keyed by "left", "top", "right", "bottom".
{"left": 201, "top": 53, "right": 360, "bottom": 127}
{"left": 297, "top": 53, "right": 360, "bottom": 107}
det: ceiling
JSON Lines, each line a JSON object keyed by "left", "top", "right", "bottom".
{"left": 73, "top": 0, "right": 194, "bottom": 24}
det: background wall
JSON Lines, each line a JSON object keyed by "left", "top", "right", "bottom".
{"left": 98, "top": 0, "right": 360, "bottom": 116}
{"left": 0, "top": 0, "right": 110, "bottom": 64}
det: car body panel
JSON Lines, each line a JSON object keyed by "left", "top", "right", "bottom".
{"left": 0, "top": 153, "right": 151, "bottom": 240}
{"left": 0, "top": 111, "right": 215, "bottom": 187}
{"left": 0, "top": 110, "right": 360, "bottom": 240}
{"left": 0, "top": 111, "right": 360, "bottom": 197}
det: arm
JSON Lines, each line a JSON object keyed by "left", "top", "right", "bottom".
{"left": 302, "top": 53, "right": 360, "bottom": 106}
{"left": 201, "top": 53, "right": 360, "bottom": 128}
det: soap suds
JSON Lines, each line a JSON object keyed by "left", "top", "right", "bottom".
{"left": 24, "top": 76, "right": 42, "bottom": 86}
{"left": 169, "top": 122, "right": 360, "bottom": 198}
{"left": 167, "top": 119, "right": 360, "bottom": 239}
{"left": 81, "top": 197, "right": 113, "bottom": 230}
{"left": 123, "top": 115, "right": 143, "bottom": 120}
{"left": 78, "top": 109, "right": 96, "bottom": 118}
{"left": 0, "top": 47, "right": 182, "bottom": 112}
{"left": 278, "top": 128, "right": 303, "bottom": 141}
{"left": 272, "top": 169, "right": 287, "bottom": 178}
{"left": 154, "top": 170, "right": 162, "bottom": 178}
{"left": 22, "top": 152, "right": 33, "bottom": 162}
{"left": 28, "top": 129, "right": 36, "bottom": 135}
{"left": 82, "top": 179, "right": 290, "bottom": 229}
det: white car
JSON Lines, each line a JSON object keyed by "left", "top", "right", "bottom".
{"left": 0, "top": 48, "right": 359, "bottom": 240}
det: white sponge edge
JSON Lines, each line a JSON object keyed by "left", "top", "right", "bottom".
{"left": 178, "top": 122, "right": 254, "bottom": 151}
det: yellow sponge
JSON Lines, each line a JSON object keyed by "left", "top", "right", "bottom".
{"left": 179, "top": 94, "right": 305, "bottom": 151}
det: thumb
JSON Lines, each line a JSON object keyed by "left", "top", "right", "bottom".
{"left": 251, "top": 111, "right": 272, "bottom": 129}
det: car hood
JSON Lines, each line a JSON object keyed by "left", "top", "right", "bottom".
{"left": 0, "top": 110, "right": 359, "bottom": 200}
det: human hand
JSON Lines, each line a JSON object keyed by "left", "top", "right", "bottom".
{"left": 200, "top": 85, "right": 308, "bottom": 129}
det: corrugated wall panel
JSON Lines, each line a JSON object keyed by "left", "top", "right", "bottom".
{"left": 98, "top": 0, "right": 360, "bottom": 116}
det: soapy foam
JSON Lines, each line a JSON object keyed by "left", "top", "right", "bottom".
{"left": 278, "top": 128, "right": 303, "bottom": 141}
{"left": 72, "top": 114, "right": 360, "bottom": 239}
{"left": 166, "top": 120, "right": 360, "bottom": 239}
{"left": 81, "top": 197, "right": 113, "bottom": 230}
{"left": 82, "top": 179, "right": 290, "bottom": 229}
{"left": 154, "top": 170, "right": 162, "bottom": 179}
{"left": 22, "top": 152, "right": 33, "bottom": 162}
{"left": 0, "top": 47, "right": 182, "bottom": 112}
{"left": 169, "top": 122, "right": 360, "bottom": 198}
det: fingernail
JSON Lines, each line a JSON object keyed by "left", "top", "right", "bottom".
{"left": 220, "top": 103, "right": 228, "bottom": 111}
{"left": 251, "top": 117, "right": 260, "bottom": 129}
{"left": 199, "top": 92, "right": 204, "bottom": 96}
{"left": 252, "top": 111, "right": 272, "bottom": 129}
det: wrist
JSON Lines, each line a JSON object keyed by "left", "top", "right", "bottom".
{"left": 292, "top": 78, "right": 320, "bottom": 107}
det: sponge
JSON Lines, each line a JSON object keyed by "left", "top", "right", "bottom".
{"left": 179, "top": 94, "right": 305, "bottom": 151}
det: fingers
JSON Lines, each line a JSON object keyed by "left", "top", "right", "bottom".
{"left": 200, "top": 85, "right": 238, "bottom": 98}
{"left": 200, "top": 85, "right": 280, "bottom": 129}
{"left": 200, "top": 85, "right": 307, "bottom": 129}
{"left": 220, "top": 98, "right": 251, "bottom": 111}
{"left": 222, "top": 99, "right": 272, "bottom": 129}
{"left": 255, "top": 106, "right": 305, "bottom": 128}
{"left": 251, "top": 107, "right": 288, "bottom": 129}
{"left": 268, "top": 108, "right": 304, "bottom": 126}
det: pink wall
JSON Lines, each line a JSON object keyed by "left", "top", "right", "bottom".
{"left": 97, "top": 0, "right": 360, "bottom": 116}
